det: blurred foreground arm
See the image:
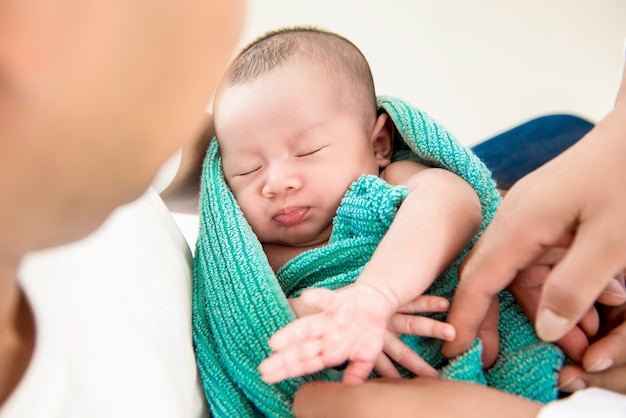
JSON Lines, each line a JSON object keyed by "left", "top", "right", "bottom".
{"left": 293, "top": 377, "right": 541, "bottom": 418}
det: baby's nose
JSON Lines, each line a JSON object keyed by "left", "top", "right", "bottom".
{"left": 261, "top": 162, "right": 302, "bottom": 197}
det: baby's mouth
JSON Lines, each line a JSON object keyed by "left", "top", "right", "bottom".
{"left": 273, "top": 206, "right": 309, "bottom": 226}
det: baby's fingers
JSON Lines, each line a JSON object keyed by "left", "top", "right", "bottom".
{"left": 268, "top": 315, "right": 326, "bottom": 351}
{"left": 259, "top": 339, "right": 324, "bottom": 383}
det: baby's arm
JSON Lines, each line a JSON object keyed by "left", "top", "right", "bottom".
{"left": 259, "top": 161, "right": 482, "bottom": 383}
{"left": 360, "top": 159, "right": 482, "bottom": 314}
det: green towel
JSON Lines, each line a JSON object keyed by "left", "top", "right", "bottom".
{"left": 192, "top": 96, "right": 564, "bottom": 417}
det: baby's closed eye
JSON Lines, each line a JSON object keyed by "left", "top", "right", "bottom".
{"left": 295, "top": 145, "right": 328, "bottom": 157}
{"left": 235, "top": 165, "right": 262, "bottom": 176}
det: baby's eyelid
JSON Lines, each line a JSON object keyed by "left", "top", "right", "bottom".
{"left": 297, "top": 145, "right": 326, "bottom": 157}
{"left": 235, "top": 166, "right": 262, "bottom": 177}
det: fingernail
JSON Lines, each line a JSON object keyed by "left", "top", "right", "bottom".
{"left": 603, "top": 278, "right": 626, "bottom": 298}
{"left": 442, "top": 326, "right": 456, "bottom": 341}
{"left": 559, "top": 377, "right": 587, "bottom": 393}
{"left": 536, "top": 308, "right": 570, "bottom": 342}
{"left": 587, "top": 357, "right": 614, "bottom": 373}
{"left": 438, "top": 299, "right": 450, "bottom": 310}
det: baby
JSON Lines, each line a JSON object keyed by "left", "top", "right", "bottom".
{"left": 212, "top": 26, "right": 481, "bottom": 384}
{"left": 192, "top": 26, "right": 562, "bottom": 417}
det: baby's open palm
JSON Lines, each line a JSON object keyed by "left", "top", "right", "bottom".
{"left": 259, "top": 285, "right": 394, "bottom": 384}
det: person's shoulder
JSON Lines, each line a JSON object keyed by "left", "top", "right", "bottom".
{"left": 379, "top": 159, "right": 430, "bottom": 187}
{"left": 11, "top": 189, "right": 208, "bottom": 418}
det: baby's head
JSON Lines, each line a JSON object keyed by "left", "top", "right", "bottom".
{"left": 215, "top": 26, "right": 378, "bottom": 129}
{"left": 214, "top": 27, "right": 394, "bottom": 248}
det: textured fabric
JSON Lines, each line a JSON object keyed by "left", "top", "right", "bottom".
{"left": 192, "top": 97, "right": 564, "bottom": 417}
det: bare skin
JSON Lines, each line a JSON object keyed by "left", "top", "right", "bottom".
{"left": 293, "top": 377, "right": 541, "bottom": 418}
{"left": 0, "top": 0, "right": 244, "bottom": 408}
{"left": 444, "top": 63, "right": 626, "bottom": 378}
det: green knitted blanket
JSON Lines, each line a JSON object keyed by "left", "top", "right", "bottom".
{"left": 192, "top": 97, "right": 564, "bottom": 417}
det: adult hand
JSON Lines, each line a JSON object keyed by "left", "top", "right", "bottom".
{"left": 559, "top": 303, "right": 626, "bottom": 394}
{"left": 292, "top": 377, "right": 541, "bottom": 418}
{"left": 450, "top": 248, "right": 623, "bottom": 367}
{"left": 443, "top": 96, "right": 626, "bottom": 359}
{"left": 505, "top": 252, "right": 626, "bottom": 362}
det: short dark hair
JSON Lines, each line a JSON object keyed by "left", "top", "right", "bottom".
{"left": 218, "top": 26, "right": 377, "bottom": 127}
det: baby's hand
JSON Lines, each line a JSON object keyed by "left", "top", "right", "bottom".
{"left": 376, "top": 295, "right": 455, "bottom": 378}
{"left": 259, "top": 285, "right": 393, "bottom": 384}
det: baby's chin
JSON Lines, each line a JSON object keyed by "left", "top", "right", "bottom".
{"left": 261, "top": 223, "right": 333, "bottom": 248}
{"left": 274, "top": 237, "right": 329, "bottom": 249}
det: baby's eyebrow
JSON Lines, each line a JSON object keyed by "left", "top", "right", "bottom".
{"left": 291, "top": 123, "right": 323, "bottom": 142}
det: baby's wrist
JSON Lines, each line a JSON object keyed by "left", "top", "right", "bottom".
{"left": 358, "top": 283, "right": 400, "bottom": 313}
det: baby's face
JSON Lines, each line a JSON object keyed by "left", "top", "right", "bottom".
{"left": 215, "top": 64, "right": 381, "bottom": 248}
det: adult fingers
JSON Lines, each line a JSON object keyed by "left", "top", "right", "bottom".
{"left": 535, "top": 218, "right": 626, "bottom": 342}
{"left": 510, "top": 269, "right": 591, "bottom": 361}
{"left": 559, "top": 363, "right": 626, "bottom": 394}
{"left": 380, "top": 333, "right": 438, "bottom": 377}
{"left": 443, "top": 196, "right": 545, "bottom": 357}
{"left": 388, "top": 314, "right": 455, "bottom": 341}
{"left": 582, "top": 304, "right": 626, "bottom": 373}
{"left": 373, "top": 354, "right": 402, "bottom": 379}
{"left": 443, "top": 276, "right": 501, "bottom": 361}
{"left": 396, "top": 295, "right": 450, "bottom": 314}
{"left": 476, "top": 295, "right": 500, "bottom": 367}
{"left": 508, "top": 260, "right": 600, "bottom": 361}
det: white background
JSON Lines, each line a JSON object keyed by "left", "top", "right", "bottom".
{"left": 159, "top": 0, "right": 626, "bottom": 248}
{"left": 238, "top": 0, "right": 625, "bottom": 145}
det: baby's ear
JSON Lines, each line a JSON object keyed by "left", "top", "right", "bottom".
{"left": 371, "top": 112, "right": 394, "bottom": 168}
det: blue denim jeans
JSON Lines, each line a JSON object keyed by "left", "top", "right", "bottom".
{"left": 471, "top": 114, "right": 594, "bottom": 189}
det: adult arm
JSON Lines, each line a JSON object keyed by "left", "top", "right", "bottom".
{"left": 293, "top": 377, "right": 542, "bottom": 418}
{"left": 293, "top": 377, "right": 626, "bottom": 418}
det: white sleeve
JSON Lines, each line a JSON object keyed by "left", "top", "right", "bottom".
{"left": 6, "top": 189, "right": 209, "bottom": 418}
{"left": 537, "top": 388, "right": 626, "bottom": 418}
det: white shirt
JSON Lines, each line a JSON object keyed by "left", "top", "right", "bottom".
{"left": 538, "top": 388, "right": 626, "bottom": 418}
{"left": 1, "top": 189, "right": 208, "bottom": 418}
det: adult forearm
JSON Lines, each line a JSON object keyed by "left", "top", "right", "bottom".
{"left": 293, "top": 377, "right": 542, "bottom": 418}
